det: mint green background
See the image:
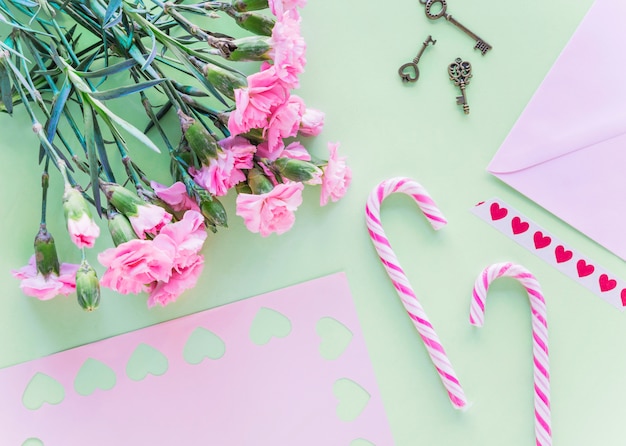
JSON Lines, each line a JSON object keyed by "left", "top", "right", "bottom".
{"left": 3, "top": 0, "right": 625, "bottom": 444}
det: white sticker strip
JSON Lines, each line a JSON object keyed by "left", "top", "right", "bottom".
{"left": 472, "top": 198, "right": 625, "bottom": 310}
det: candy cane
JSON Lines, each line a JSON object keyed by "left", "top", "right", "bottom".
{"left": 471, "top": 262, "right": 551, "bottom": 446}
{"left": 365, "top": 177, "right": 467, "bottom": 410}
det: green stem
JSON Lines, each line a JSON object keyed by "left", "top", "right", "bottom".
{"left": 40, "top": 169, "right": 49, "bottom": 225}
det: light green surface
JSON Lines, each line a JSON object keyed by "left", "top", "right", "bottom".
{"left": 3, "top": 0, "right": 624, "bottom": 444}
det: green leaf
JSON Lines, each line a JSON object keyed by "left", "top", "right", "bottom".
{"left": 165, "top": 43, "right": 228, "bottom": 106}
{"left": 0, "top": 63, "right": 12, "bottom": 114}
{"left": 11, "top": 0, "right": 38, "bottom": 8}
{"left": 74, "top": 58, "right": 137, "bottom": 78}
{"left": 83, "top": 101, "right": 103, "bottom": 216}
{"left": 94, "top": 117, "right": 115, "bottom": 184}
{"left": 44, "top": 78, "right": 71, "bottom": 150}
{"left": 104, "top": 0, "right": 122, "bottom": 25}
{"left": 88, "top": 94, "right": 162, "bottom": 153}
{"left": 88, "top": 78, "right": 165, "bottom": 101}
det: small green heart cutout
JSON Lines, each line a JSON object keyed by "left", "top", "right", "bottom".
{"left": 249, "top": 307, "right": 292, "bottom": 345}
{"left": 22, "top": 372, "right": 65, "bottom": 410}
{"left": 74, "top": 358, "right": 116, "bottom": 396}
{"left": 184, "top": 327, "right": 226, "bottom": 365}
{"left": 316, "top": 317, "right": 353, "bottom": 360}
{"left": 126, "top": 343, "right": 168, "bottom": 381}
{"left": 333, "top": 378, "right": 370, "bottom": 422}
{"left": 21, "top": 438, "right": 44, "bottom": 446}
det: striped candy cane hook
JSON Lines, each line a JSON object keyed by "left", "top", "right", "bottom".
{"left": 365, "top": 177, "right": 468, "bottom": 410}
{"left": 471, "top": 262, "right": 551, "bottom": 446}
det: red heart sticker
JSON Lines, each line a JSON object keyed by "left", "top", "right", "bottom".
{"left": 599, "top": 274, "right": 617, "bottom": 292}
{"left": 490, "top": 203, "right": 508, "bottom": 221}
{"left": 621, "top": 289, "right": 626, "bottom": 307}
{"left": 533, "top": 231, "right": 551, "bottom": 249}
{"left": 511, "top": 217, "right": 530, "bottom": 235}
{"left": 554, "top": 245, "right": 573, "bottom": 264}
{"left": 576, "top": 260, "right": 595, "bottom": 278}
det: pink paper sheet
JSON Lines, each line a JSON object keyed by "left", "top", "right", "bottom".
{"left": 0, "top": 273, "right": 394, "bottom": 445}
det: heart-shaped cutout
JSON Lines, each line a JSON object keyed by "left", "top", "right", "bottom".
{"left": 249, "top": 307, "right": 292, "bottom": 345}
{"left": 333, "top": 378, "right": 370, "bottom": 422}
{"left": 621, "top": 289, "right": 626, "bottom": 306}
{"left": 22, "top": 372, "right": 65, "bottom": 410}
{"left": 576, "top": 259, "right": 595, "bottom": 278}
{"left": 554, "top": 245, "right": 573, "bottom": 263}
{"left": 316, "top": 317, "right": 353, "bottom": 360}
{"left": 398, "top": 62, "right": 419, "bottom": 82}
{"left": 351, "top": 440, "right": 376, "bottom": 446}
{"left": 490, "top": 203, "right": 508, "bottom": 220}
{"left": 184, "top": 327, "right": 226, "bottom": 364}
{"left": 126, "top": 343, "right": 169, "bottom": 381}
{"left": 21, "top": 438, "right": 44, "bottom": 446}
{"left": 74, "top": 358, "right": 116, "bottom": 396}
{"left": 598, "top": 274, "right": 617, "bottom": 292}
{"left": 533, "top": 231, "right": 551, "bottom": 249}
{"left": 511, "top": 217, "right": 529, "bottom": 235}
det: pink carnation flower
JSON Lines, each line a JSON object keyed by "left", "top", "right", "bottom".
{"left": 129, "top": 203, "right": 172, "bottom": 239}
{"left": 12, "top": 256, "right": 79, "bottom": 300}
{"left": 270, "top": 13, "right": 306, "bottom": 88}
{"left": 67, "top": 214, "right": 101, "bottom": 249}
{"left": 256, "top": 140, "right": 310, "bottom": 162}
{"left": 157, "top": 210, "right": 207, "bottom": 269}
{"left": 191, "top": 137, "right": 257, "bottom": 196}
{"left": 219, "top": 135, "right": 256, "bottom": 170}
{"left": 147, "top": 254, "right": 204, "bottom": 308}
{"left": 268, "top": 0, "right": 306, "bottom": 18}
{"left": 236, "top": 182, "right": 304, "bottom": 236}
{"left": 283, "top": 141, "right": 311, "bottom": 161}
{"left": 228, "top": 65, "right": 289, "bottom": 135}
{"left": 264, "top": 95, "right": 305, "bottom": 152}
{"left": 98, "top": 238, "right": 175, "bottom": 295}
{"left": 190, "top": 151, "right": 242, "bottom": 197}
{"left": 299, "top": 108, "right": 325, "bottom": 136}
{"left": 320, "top": 142, "right": 352, "bottom": 206}
{"left": 99, "top": 210, "right": 208, "bottom": 305}
{"left": 151, "top": 181, "right": 200, "bottom": 212}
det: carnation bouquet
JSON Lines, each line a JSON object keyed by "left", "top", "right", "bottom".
{"left": 3, "top": 0, "right": 351, "bottom": 310}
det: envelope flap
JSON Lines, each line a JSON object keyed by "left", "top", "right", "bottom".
{"left": 489, "top": 0, "right": 626, "bottom": 174}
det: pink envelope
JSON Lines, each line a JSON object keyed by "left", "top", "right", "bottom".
{"left": 487, "top": 0, "right": 626, "bottom": 260}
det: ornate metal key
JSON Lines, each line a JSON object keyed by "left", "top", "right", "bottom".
{"left": 398, "top": 35, "right": 436, "bottom": 82}
{"left": 448, "top": 57, "right": 472, "bottom": 114}
{"left": 419, "top": 0, "right": 492, "bottom": 55}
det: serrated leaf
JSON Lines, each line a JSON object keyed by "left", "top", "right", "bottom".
{"left": 88, "top": 78, "right": 165, "bottom": 100}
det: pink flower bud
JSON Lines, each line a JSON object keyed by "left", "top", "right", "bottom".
{"left": 299, "top": 108, "right": 325, "bottom": 136}
{"left": 63, "top": 186, "right": 100, "bottom": 248}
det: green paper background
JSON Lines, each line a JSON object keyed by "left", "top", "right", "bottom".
{"left": 3, "top": 0, "right": 624, "bottom": 444}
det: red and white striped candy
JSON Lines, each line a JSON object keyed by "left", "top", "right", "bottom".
{"left": 365, "top": 177, "right": 467, "bottom": 410}
{"left": 471, "top": 262, "right": 551, "bottom": 446}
